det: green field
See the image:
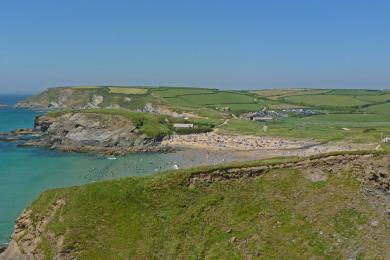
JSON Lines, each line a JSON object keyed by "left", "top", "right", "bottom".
{"left": 283, "top": 95, "right": 371, "bottom": 107}
{"left": 24, "top": 153, "right": 389, "bottom": 259}
{"left": 152, "top": 87, "right": 217, "bottom": 98}
{"left": 326, "top": 89, "right": 383, "bottom": 95}
{"left": 220, "top": 113, "right": 390, "bottom": 142}
{"left": 165, "top": 91, "right": 255, "bottom": 106}
{"left": 363, "top": 102, "right": 390, "bottom": 115}
{"left": 355, "top": 94, "right": 390, "bottom": 103}
{"left": 253, "top": 89, "right": 330, "bottom": 100}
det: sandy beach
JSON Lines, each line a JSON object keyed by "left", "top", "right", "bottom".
{"left": 163, "top": 133, "right": 379, "bottom": 163}
{"left": 162, "top": 132, "right": 317, "bottom": 151}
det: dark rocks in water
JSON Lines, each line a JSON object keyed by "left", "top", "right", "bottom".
{"left": 0, "top": 103, "right": 8, "bottom": 109}
{"left": 10, "top": 128, "right": 37, "bottom": 135}
{"left": 0, "top": 244, "right": 6, "bottom": 253}
{"left": 0, "top": 137, "right": 21, "bottom": 142}
{"left": 0, "top": 129, "right": 40, "bottom": 143}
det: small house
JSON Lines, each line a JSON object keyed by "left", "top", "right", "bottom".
{"left": 383, "top": 137, "right": 390, "bottom": 143}
{"left": 173, "top": 123, "right": 194, "bottom": 128}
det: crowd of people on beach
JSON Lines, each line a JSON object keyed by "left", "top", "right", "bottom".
{"left": 164, "top": 132, "right": 311, "bottom": 150}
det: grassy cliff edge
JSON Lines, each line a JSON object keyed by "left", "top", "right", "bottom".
{"left": 2, "top": 151, "right": 389, "bottom": 259}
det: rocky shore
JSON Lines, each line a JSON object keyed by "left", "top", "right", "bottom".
{"left": 0, "top": 129, "right": 39, "bottom": 142}
{"left": 22, "top": 112, "right": 168, "bottom": 155}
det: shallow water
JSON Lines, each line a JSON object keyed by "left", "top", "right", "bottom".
{"left": 0, "top": 95, "right": 244, "bottom": 244}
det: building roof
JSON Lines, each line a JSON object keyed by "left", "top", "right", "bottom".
{"left": 173, "top": 123, "right": 194, "bottom": 128}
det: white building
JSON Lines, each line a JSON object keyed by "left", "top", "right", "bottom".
{"left": 383, "top": 137, "right": 390, "bottom": 143}
{"left": 173, "top": 123, "right": 194, "bottom": 128}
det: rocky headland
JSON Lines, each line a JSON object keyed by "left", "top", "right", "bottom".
{"left": 22, "top": 112, "right": 170, "bottom": 155}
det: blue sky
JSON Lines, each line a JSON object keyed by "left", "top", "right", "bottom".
{"left": 0, "top": 0, "right": 389, "bottom": 93}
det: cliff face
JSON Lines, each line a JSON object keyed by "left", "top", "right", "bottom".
{"left": 29, "top": 112, "right": 164, "bottom": 154}
{"left": 16, "top": 87, "right": 105, "bottom": 110}
{"left": 0, "top": 200, "right": 66, "bottom": 260}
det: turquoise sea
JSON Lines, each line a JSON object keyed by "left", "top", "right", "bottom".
{"left": 0, "top": 95, "right": 236, "bottom": 245}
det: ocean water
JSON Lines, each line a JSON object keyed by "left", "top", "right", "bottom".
{"left": 0, "top": 95, "right": 237, "bottom": 245}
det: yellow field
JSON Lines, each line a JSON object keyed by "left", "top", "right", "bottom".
{"left": 108, "top": 87, "right": 148, "bottom": 95}
{"left": 70, "top": 86, "right": 101, "bottom": 89}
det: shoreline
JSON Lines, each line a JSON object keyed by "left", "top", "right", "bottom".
{"left": 1, "top": 129, "right": 379, "bottom": 157}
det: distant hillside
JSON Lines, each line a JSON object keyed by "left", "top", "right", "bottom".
{"left": 17, "top": 86, "right": 390, "bottom": 113}
{"left": 2, "top": 152, "right": 389, "bottom": 259}
{"left": 15, "top": 86, "right": 390, "bottom": 143}
{"left": 16, "top": 86, "right": 156, "bottom": 111}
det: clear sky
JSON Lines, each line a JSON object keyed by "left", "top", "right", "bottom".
{"left": 0, "top": 0, "right": 389, "bottom": 93}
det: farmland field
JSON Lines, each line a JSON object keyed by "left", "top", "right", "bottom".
{"left": 363, "top": 102, "right": 390, "bottom": 115}
{"left": 219, "top": 113, "right": 390, "bottom": 142}
{"left": 152, "top": 87, "right": 217, "bottom": 97}
{"left": 283, "top": 94, "right": 371, "bottom": 107}
{"left": 253, "top": 89, "right": 330, "bottom": 100}
{"left": 70, "top": 86, "right": 101, "bottom": 89}
{"left": 162, "top": 91, "right": 256, "bottom": 107}
{"left": 108, "top": 87, "right": 148, "bottom": 95}
{"left": 355, "top": 94, "right": 390, "bottom": 103}
{"left": 326, "top": 89, "right": 383, "bottom": 95}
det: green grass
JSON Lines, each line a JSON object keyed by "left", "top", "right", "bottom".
{"left": 152, "top": 87, "right": 217, "bottom": 98}
{"left": 363, "top": 102, "right": 390, "bottom": 115}
{"left": 283, "top": 95, "right": 371, "bottom": 108}
{"left": 355, "top": 94, "right": 390, "bottom": 103}
{"left": 26, "top": 153, "right": 389, "bottom": 259}
{"left": 326, "top": 89, "right": 384, "bottom": 95}
{"left": 253, "top": 89, "right": 330, "bottom": 100}
{"left": 219, "top": 113, "right": 390, "bottom": 142}
{"left": 157, "top": 90, "right": 256, "bottom": 108}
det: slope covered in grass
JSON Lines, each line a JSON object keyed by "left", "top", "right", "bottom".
{"left": 219, "top": 113, "right": 390, "bottom": 143}
{"left": 6, "top": 153, "right": 389, "bottom": 259}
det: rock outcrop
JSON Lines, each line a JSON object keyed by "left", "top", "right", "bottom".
{"left": 0, "top": 199, "right": 66, "bottom": 260}
{"left": 142, "top": 103, "right": 199, "bottom": 119}
{"left": 26, "top": 112, "right": 166, "bottom": 154}
{"left": 16, "top": 88, "right": 105, "bottom": 110}
{"left": 188, "top": 153, "right": 390, "bottom": 191}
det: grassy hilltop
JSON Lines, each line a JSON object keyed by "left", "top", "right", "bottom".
{"left": 6, "top": 152, "right": 389, "bottom": 259}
